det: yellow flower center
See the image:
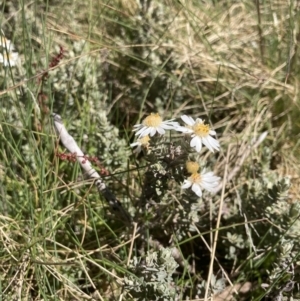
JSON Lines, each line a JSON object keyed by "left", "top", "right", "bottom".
{"left": 139, "top": 135, "right": 150, "bottom": 146}
{"left": 192, "top": 121, "right": 210, "bottom": 137}
{"left": 186, "top": 161, "right": 200, "bottom": 174}
{"left": 189, "top": 173, "right": 202, "bottom": 184}
{"left": 143, "top": 113, "right": 162, "bottom": 127}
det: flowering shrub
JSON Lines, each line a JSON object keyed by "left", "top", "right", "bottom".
{"left": 131, "top": 112, "right": 221, "bottom": 200}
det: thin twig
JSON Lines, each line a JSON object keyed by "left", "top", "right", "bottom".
{"left": 204, "top": 145, "right": 230, "bottom": 300}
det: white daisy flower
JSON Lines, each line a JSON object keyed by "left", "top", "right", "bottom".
{"left": 0, "top": 36, "right": 14, "bottom": 51}
{"left": 133, "top": 113, "right": 179, "bottom": 138}
{"left": 130, "top": 135, "right": 150, "bottom": 153}
{"left": 182, "top": 170, "right": 220, "bottom": 197}
{"left": 176, "top": 115, "right": 220, "bottom": 153}
{"left": 0, "top": 51, "right": 19, "bottom": 67}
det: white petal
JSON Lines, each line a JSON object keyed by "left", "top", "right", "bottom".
{"left": 133, "top": 123, "right": 142, "bottom": 129}
{"left": 138, "top": 145, "right": 143, "bottom": 152}
{"left": 195, "top": 118, "right": 203, "bottom": 123}
{"left": 164, "top": 119, "right": 177, "bottom": 125}
{"left": 181, "top": 115, "right": 195, "bottom": 126}
{"left": 202, "top": 173, "right": 218, "bottom": 181}
{"left": 210, "top": 136, "right": 220, "bottom": 151}
{"left": 202, "top": 139, "right": 214, "bottom": 152}
{"left": 201, "top": 182, "right": 216, "bottom": 191}
{"left": 130, "top": 142, "right": 139, "bottom": 148}
{"left": 174, "top": 126, "right": 193, "bottom": 133}
{"left": 156, "top": 126, "right": 165, "bottom": 135}
{"left": 202, "top": 136, "right": 219, "bottom": 152}
{"left": 161, "top": 123, "right": 177, "bottom": 130}
{"left": 135, "top": 127, "right": 151, "bottom": 137}
{"left": 202, "top": 171, "right": 213, "bottom": 177}
{"left": 168, "top": 121, "right": 180, "bottom": 127}
{"left": 190, "top": 136, "right": 202, "bottom": 152}
{"left": 149, "top": 127, "right": 157, "bottom": 136}
{"left": 133, "top": 145, "right": 142, "bottom": 154}
{"left": 164, "top": 118, "right": 176, "bottom": 122}
{"left": 192, "top": 183, "right": 202, "bottom": 197}
{"left": 182, "top": 180, "right": 192, "bottom": 189}
{"left": 206, "top": 135, "right": 220, "bottom": 147}
{"left": 200, "top": 173, "right": 221, "bottom": 190}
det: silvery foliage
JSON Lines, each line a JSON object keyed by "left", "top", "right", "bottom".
{"left": 124, "top": 248, "right": 179, "bottom": 301}
{"left": 196, "top": 274, "right": 226, "bottom": 298}
{"left": 50, "top": 41, "right": 129, "bottom": 170}
{"left": 263, "top": 239, "right": 297, "bottom": 301}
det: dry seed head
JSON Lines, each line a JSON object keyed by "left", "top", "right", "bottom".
{"left": 186, "top": 161, "right": 200, "bottom": 174}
